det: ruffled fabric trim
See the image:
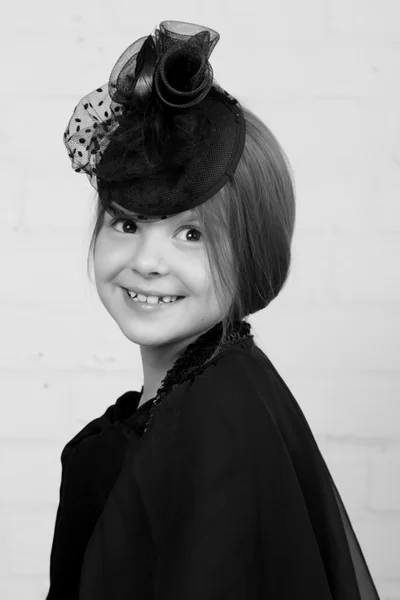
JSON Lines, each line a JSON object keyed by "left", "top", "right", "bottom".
{"left": 135, "top": 319, "right": 254, "bottom": 435}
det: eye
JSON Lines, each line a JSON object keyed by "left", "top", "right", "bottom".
{"left": 109, "top": 217, "right": 203, "bottom": 243}
{"left": 109, "top": 217, "right": 137, "bottom": 234}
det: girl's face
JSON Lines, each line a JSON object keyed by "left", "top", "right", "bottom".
{"left": 93, "top": 209, "right": 232, "bottom": 348}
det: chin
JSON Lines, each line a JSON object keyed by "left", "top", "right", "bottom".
{"left": 117, "top": 320, "right": 182, "bottom": 346}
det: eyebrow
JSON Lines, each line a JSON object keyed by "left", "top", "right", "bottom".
{"left": 107, "top": 206, "right": 132, "bottom": 217}
{"left": 107, "top": 207, "right": 199, "bottom": 220}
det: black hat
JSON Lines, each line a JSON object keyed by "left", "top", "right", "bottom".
{"left": 64, "top": 20, "right": 246, "bottom": 221}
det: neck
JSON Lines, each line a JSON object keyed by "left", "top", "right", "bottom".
{"left": 139, "top": 324, "right": 217, "bottom": 401}
{"left": 138, "top": 319, "right": 253, "bottom": 407}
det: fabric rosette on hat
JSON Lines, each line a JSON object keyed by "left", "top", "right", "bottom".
{"left": 63, "top": 20, "right": 246, "bottom": 221}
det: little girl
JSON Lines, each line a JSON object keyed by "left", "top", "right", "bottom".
{"left": 46, "top": 20, "right": 381, "bottom": 600}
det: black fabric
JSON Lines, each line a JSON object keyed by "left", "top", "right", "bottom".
{"left": 63, "top": 20, "right": 246, "bottom": 219}
{"left": 45, "top": 388, "right": 151, "bottom": 599}
{"left": 45, "top": 322, "right": 381, "bottom": 599}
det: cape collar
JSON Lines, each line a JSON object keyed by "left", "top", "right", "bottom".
{"left": 157, "top": 319, "right": 254, "bottom": 398}
{"left": 129, "top": 319, "right": 254, "bottom": 435}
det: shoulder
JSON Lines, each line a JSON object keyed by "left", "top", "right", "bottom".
{"left": 60, "top": 391, "right": 140, "bottom": 464}
{"left": 172, "top": 343, "right": 299, "bottom": 452}
{"left": 173, "top": 345, "right": 274, "bottom": 439}
{"left": 180, "top": 343, "right": 287, "bottom": 417}
{"left": 158, "top": 344, "right": 299, "bottom": 489}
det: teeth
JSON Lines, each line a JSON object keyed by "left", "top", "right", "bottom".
{"left": 138, "top": 293, "right": 158, "bottom": 304}
{"left": 127, "top": 290, "right": 180, "bottom": 304}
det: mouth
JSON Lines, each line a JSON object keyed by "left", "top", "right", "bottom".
{"left": 123, "top": 288, "right": 185, "bottom": 305}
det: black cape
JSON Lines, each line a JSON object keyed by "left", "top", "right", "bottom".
{"left": 46, "top": 320, "right": 381, "bottom": 599}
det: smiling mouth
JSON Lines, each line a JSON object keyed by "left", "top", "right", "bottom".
{"left": 124, "top": 289, "right": 185, "bottom": 304}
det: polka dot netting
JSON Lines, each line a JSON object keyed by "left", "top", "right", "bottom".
{"left": 63, "top": 20, "right": 246, "bottom": 222}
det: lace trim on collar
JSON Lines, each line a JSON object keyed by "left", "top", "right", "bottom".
{"left": 139, "top": 319, "right": 254, "bottom": 435}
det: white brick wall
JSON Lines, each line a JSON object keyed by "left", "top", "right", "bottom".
{"left": 1, "top": 1, "right": 399, "bottom": 598}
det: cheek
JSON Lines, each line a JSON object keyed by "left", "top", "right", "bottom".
{"left": 93, "top": 234, "right": 122, "bottom": 278}
{"left": 93, "top": 244, "right": 108, "bottom": 282}
{"left": 185, "top": 258, "right": 214, "bottom": 296}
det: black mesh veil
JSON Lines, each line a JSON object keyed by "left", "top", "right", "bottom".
{"left": 63, "top": 21, "right": 246, "bottom": 221}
